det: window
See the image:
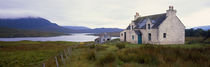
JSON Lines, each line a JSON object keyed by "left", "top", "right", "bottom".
{"left": 132, "top": 25, "right": 134, "bottom": 29}
{"left": 132, "top": 35, "right": 135, "bottom": 40}
{"left": 163, "top": 33, "right": 166, "bottom": 38}
{"left": 148, "top": 24, "right": 151, "bottom": 29}
{"left": 148, "top": 33, "right": 151, "bottom": 41}
{"left": 121, "top": 33, "right": 123, "bottom": 36}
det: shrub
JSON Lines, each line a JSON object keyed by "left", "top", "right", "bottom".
{"left": 116, "top": 43, "right": 125, "bottom": 49}
{"left": 89, "top": 45, "right": 95, "bottom": 49}
{"left": 95, "top": 45, "right": 108, "bottom": 51}
{"left": 85, "top": 50, "right": 96, "bottom": 61}
{"left": 97, "top": 53, "right": 116, "bottom": 66}
{"left": 117, "top": 47, "right": 159, "bottom": 65}
{"left": 135, "top": 54, "right": 159, "bottom": 64}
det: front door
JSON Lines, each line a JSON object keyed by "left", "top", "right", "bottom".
{"left": 124, "top": 32, "right": 126, "bottom": 42}
{"left": 138, "top": 34, "right": 142, "bottom": 44}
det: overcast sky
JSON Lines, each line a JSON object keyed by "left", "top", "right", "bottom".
{"left": 0, "top": 0, "right": 209, "bottom": 29}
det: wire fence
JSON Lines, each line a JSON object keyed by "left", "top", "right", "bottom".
{"left": 41, "top": 46, "right": 72, "bottom": 67}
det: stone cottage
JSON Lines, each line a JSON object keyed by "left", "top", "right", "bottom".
{"left": 95, "top": 33, "right": 111, "bottom": 44}
{"left": 120, "top": 6, "right": 185, "bottom": 44}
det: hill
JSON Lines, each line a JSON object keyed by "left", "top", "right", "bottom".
{"left": 63, "top": 26, "right": 91, "bottom": 30}
{"left": 193, "top": 25, "right": 210, "bottom": 30}
{"left": 0, "top": 17, "right": 76, "bottom": 33}
{"left": 0, "top": 27, "right": 68, "bottom": 38}
{"left": 90, "top": 28, "right": 123, "bottom": 33}
{"left": 63, "top": 26, "right": 123, "bottom": 33}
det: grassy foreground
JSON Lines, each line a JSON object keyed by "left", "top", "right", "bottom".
{"left": 0, "top": 41, "right": 77, "bottom": 67}
{"left": 65, "top": 39, "right": 210, "bottom": 67}
{"left": 0, "top": 37, "right": 210, "bottom": 67}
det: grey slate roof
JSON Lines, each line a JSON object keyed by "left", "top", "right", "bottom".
{"left": 126, "top": 13, "right": 167, "bottom": 29}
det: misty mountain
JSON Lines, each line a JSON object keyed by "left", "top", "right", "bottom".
{"left": 0, "top": 27, "right": 67, "bottom": 38}
{"left": 90, "top": 28, "right": 123, "bottom": 33}
{"left": 0, "top": 17, "right": 76, "bottom": 33}
{"left": 63, "top": 26, "right": 123, "bottom": 33}
{"left": 193, "top": 25, "right": 210, "bottom": 30}
{"left": 0, "top": 17, "right": 122, "bottom": 34}
{"left": 63, "top": 26, "right": 91, "bottom": 30}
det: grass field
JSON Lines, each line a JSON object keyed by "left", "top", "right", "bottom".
{"left": 65, "top": 38, "right": 210, "bottom": 67}
{"left": 0, "top": 37, "right": 210, "bottom": 67}
{"left": 0, "top": 41, "right": 78, "bottom": 67}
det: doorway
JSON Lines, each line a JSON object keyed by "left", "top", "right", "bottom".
{"left": 124, "top": 32, "right": 126, "bottom": 42}
{"left": 138, "top": 34, "right": 142, "bottom": 44}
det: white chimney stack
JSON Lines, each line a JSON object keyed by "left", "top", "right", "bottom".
{"left": 166, "top": 6, "right": 177, "bottom": 17}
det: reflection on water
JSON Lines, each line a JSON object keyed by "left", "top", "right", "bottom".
{"left": 0, "top": 33, "right": 119, "bottom": 42}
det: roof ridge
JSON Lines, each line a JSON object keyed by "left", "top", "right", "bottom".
{"left": 140, "top": 13, "right": 166, "bottom": 18}
{"left": 133, "top": 13, "right": 166, "bottom": 22}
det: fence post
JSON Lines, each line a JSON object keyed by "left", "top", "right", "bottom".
{"left": 55, "top": 56, "right": 59, "bottom": 67}
{"left": 42, "top": 63, "right": 45, "bottom": 67}
{"left": 64, "top": 50, "right": 68, "bottom": 59}
{"left": 60, "top": 54, "right": 65, "bottom": 64}
{"left": 68, "top": 47, "right": 72, "bottom": 56}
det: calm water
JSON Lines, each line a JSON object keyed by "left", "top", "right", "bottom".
{"left": 0, "top": 33, "right": 119, "bottom": 42}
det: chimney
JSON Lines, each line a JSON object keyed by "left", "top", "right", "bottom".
{"left": 134, "top": 12, "right": 140, "bottom": 19}
{"left": 166, "top": 6, "right": 177, "bottom": 17}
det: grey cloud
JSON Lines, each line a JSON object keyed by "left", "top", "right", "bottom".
{"left": 0, "top": 0, "right": 209, "bottom": 28}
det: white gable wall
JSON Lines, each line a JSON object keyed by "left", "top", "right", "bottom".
{"left": 158, "top": 16, "right": 185, "bottom": 44}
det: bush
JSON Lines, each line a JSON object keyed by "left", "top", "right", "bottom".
{"left": 117, "top": 47, "right": 159, "bottom": 65}
{"left": 85, "top": 50, "right": 96, "bottom": 61}
{"left": 96, "top": 45, "right": 108, "bottom": 51}
{"left": 116, "top": 43, "right": 125, "bottom": 49}
{"left": 97, "top": 53, "right": 116, "bottom": 66}
{"left": 89, "top": 45, "right": 95, "bottom": 49}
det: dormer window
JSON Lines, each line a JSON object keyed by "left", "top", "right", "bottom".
{"left": 148, "top": 24, "right": 151, "bottom": 29}
{"left": 132, "top": 25, "right": 134, "bottom": 29}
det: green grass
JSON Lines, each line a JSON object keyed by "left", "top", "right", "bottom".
{"left": 65, "top": 38, "right": 210, "bottom": 67}
{"left": 0, "top": 41, "right": 77, "bottom": 67}
{"left": 1, "top": 37, "right": 210, "bottom": 67}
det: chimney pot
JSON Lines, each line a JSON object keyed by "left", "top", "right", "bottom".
{"left": 134, "top": 12, "right": 140, "bottom": 20}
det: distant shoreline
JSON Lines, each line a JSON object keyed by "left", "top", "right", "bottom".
{"left": 0, "top": 33, "right": 71, "bottom": 38}
{"left": 87, "top": 32, "right": 120, "bottom": 37}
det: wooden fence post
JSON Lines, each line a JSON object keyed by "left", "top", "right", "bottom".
{"left": 64, "top": 50, "right": 68, "bottom": 59}
{"left": 42, "top": 63, "right": 45, "bottom": 67}
{"left": 60, "top": 54, "right": 65, "bottom": 64}
{"left": 67, "top": 47, "right": 72, "bottom": 56}
{"left": 55, "top": 56, "right": 59, "bottom": 67}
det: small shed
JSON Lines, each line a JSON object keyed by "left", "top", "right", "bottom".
{"left": 95, "top": 33, "right": 111, "bottom": 44}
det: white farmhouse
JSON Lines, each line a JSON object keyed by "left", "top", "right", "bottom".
{"left": 120, "top": 6, "right": 185, "bottom": 44}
